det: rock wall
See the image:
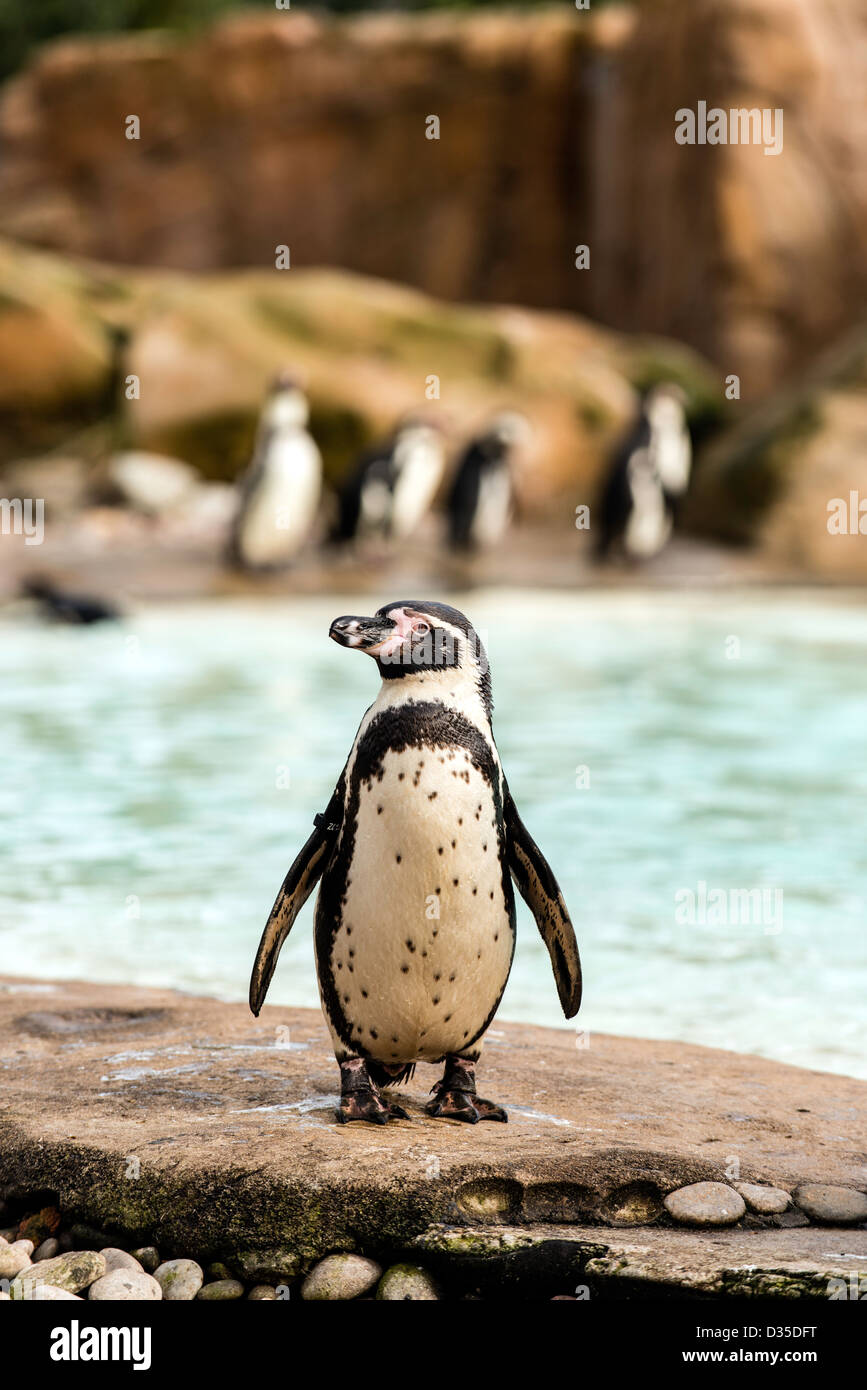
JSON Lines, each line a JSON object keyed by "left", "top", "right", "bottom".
{"left": 0, "top": 3, "right": 865, "bottom": 396}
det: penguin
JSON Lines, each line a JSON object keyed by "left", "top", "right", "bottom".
{"left": 334, "top": 419, "right": 445, "bottom": 544}
{"left": 22, "top": 577, "right": 120, "bottom": 625}
{"left": 446, "top": 413, "right": 529, "bottom": 551}
{"left": 229, "top": 373, "right": 322, "bottom": 570}
{"left": 249, "top": 599, "right": 581, "bottom": 1124}
{"left": 594, "top": 384, "right": 692, "bottom": 562}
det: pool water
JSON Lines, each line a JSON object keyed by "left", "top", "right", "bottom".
{"left": 2, "top": 588, "right": 865, "bottom": 1079}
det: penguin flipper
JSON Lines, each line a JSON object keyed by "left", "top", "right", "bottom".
{"left": 504, "top": 787, "right": 582, "bottom": 1018}
{"left": 249, "top": 823, "right": 334, "bottom": 1016}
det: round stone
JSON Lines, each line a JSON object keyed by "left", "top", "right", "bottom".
{"left": 13, "top": 1249, "right": 105, "bottom": 1298}
{"left": 101, "top": 1248, "right": 144, "bottom": 1274}
{"left": 34, "top": 1238, "right": 61, "bottom": 1262}
{"left": 31, "top": 1285, "right": 82, "bottom": 1300}
{"left": 663, "top": 1182, "right": 746, "bottom": 1227}
{"left": 12, "top": 1239, "right": 34, "bottom": 1256}
{"left": 248, "top": 1285, "right": 278, "bottom": 1300}
{"left": 301, "top": 1254, "right": 382, "bottom": 1301}
{"left": 131, "top": 1246, "right": 159, "bottom": 1272}
{"left": 0, "top": 1245, "right": 31, "bottom": 1278}
{"left": 154, "top": 1258, "right": 204, "bottom": 1300}
{"left": 88, "top": 1269, "right": 162, "bottom": 1301}
{"left": 794, "top": 1184, "right": 867, "bottom": 1225}
{"left": 196, "top": 1279, "right": 245, "bottom": 1300}
{"left": 734, "top": 1182, "right": 791, "bottom": 1215}
{"left": 376, "top": 1263, "right": 439, "bottom": 1301}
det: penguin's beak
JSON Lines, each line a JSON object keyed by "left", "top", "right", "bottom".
{"left": 329, "top": 614, "right": 397, "bottom": 654}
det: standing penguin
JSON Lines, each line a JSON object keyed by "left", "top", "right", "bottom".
{"left": 229, "top": 373, "right": 322, "bottom": 570}
{"left": 594, "top": 384, "right": 691, "bottom": 562}
{"left": 249, "top": 600, "right": 581, "bottom": 1124}
{"left": 446, "top": 413, "right": 528, "bottom": 551}
{"left": 334, "top": 419, "right": 445, "bottom": 544}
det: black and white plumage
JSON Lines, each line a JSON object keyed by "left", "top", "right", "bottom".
{"left": 446, "top": 413, "right": 529, "bottom": 551}
{"left": 229, "top": 375, "right": 322, "bottom": 570}
{"left": 594, "top": 384, "right": 692, "bottom": 562}
{"left": 249, "top": 599, "right": 581, "bottom": 1124}
{"left": 334, "top": 420, "right": 445, "bottom": 544}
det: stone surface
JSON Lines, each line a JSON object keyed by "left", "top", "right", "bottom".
{"left": 131, "top": 1247, "right": 159, "bottom": 1272}
{"left": 12, "top": 1249, "right": 105, "bottom": 1299}
{"left": 33, "top": 1238, "right": 60, "bottom": 1261}
{"left": 794, "top": 1184, "right": 867, "bottom": 1226}
{"left": 0, "top": 1245, "right": 31, "bottom": 1277}
{"left": 88, "top": 1269, "right": 162, "bottom": 1301}
{"left": 376, "top": 1263, "right": 439, "bottom": 1301}
{"left": 0, "top": 976, "right": 864, "bottom": 1267}
{"left": 247, "top": 1285, "right": 278, "bottom": 1300}
{"left": 414, "top": 1222, "right": 867, "bottom": 1298}
{"left": 734, "top": 1182, "right": 791, "bottom": 1216}
{"left": 301, "top": 1254, "right": 382, "bottom": 1301}
{"left": 153, "top": 1258, "right": 204, "bottom": 1301}
{"left": 0, "top": 6, "right": 864, "bottom": 393}
{"left": 31, "top": 1285, "right": 82, "bottom": 1300}
{"left": 101, "top": 1248, "right": 144, "bottom": 1274}
{"left": 664, "top": 1182, "right": 747, "bottom": 1228}
{"left": 196, "top": 1278, "right": 245, "bottom": 1301}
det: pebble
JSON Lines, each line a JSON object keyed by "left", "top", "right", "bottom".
{"left": 89, "top": 1270, "right": 163, "bottom": 1301}
{"left": 12, "top": 1238, "right": 34, "bottom": 1256}
{"left": 132, "top": 1246, "right": 160, "bottom": 1272}
{"left": 734, "top": 1182, "right": 790, "bottom": 1215}
{"left": 302, "top": 1254, "right": 382, "bottom": 1301}
{"left": 248, "top": 1285, "right": 278, "bottom": 1300}
{"left": 154, "top": 1258, "right": 204, "bottom": 1301}
{"left": 34, "top": 1238, "right": 61, "bottom": 1262}
{"left": 101, "top": 1248, "right": 144, "bottom": 1274}
{"left": 376, "top": 1263, "right": 439, "bottom": 1301}
{"left": 31, "top": 1285, "right": 82, "bottom": 1301}
{"left": 794, "top": 1184, "right": 867, "bottom": 1225}
{"left": 14, "top": 1250, "right": 105, "bottom": 1298}
{"left": 207, "top": 1261, "right": 233, "bottom": 1281}
{"left": 196, "top": 1279, "right": 245, "bottom": 1301}
{"left": 0, "top": 1292, "right": 10, "bottom": 1301}
{"left": 664, "top": 1182, "right": 746, "bottom": 1227}
{"left": 0, "top": 1246, "right": 32, "bottom": 1278}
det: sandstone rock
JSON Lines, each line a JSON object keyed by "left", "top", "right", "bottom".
{"left": 31, "top": 1285, "right": 82, "bottom": 1300}
{"left": 663, "top": 1182, "right": 746, "bottom": 1228}
{"left": 794, "top": 1185, "right": 867, "bottom": 1226}
{"left": 153, "top": 1258, "right": 204, "bottom": 1300}
{"left": 88, "top": 1269, "right": 162, "bottom": 1301}
{"left": 301, "top": 1254, "right": 382, "bottom": 1301}
{"left": 13, "top": 1249, "right": 105, "bottom": 1299}
{"left": 9, "top": 1238, "right": 33, "bottom": 1256}
{"left": 101, "top": 1248, "right": 144, "bottom": 1274}
{"left": 196, "top": 1279, "right": 245, "bottom": 1300}
{"left": 248, "top": 1285, "right": 278, "bottom": 1300}
{"left": 131, "top": 1246, "right": 159, "bottom": 1272}
{"left": 734, "top": 1183, "right": 791, "bottom": 1216}
{"left": 376, "top": 1263, "right": 439, "bottom": 1301}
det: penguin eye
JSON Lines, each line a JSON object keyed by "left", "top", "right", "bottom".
{"left": 411, "top": 619, "right": 430, "bottom": 637}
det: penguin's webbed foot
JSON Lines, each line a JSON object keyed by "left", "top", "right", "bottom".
{"left": 336, "top": 1057, "right": 410, "bottom": 1125}
{"left": 425, "top": 1056, "right": 507, "bottom": 1124}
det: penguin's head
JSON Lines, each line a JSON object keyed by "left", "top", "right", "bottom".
{"left": 644, "top": 383, "right": 687, "bottom": 430}
{"left": 263, "top": 372, "right": 309, "bottom": 431}
{"left": 329, "top": 600, "right": 492, "bottom": 714}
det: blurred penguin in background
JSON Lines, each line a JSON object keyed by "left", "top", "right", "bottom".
{"left": 229, "top": 373, "right": 322, "bottom": 570}
{"left": 334, "top": 418, "right": 445, "bottom": 545}
{"left": 446, "top": 412, "right": 530, "bottom": 551}
{"left": 593, "top": 384, "right": 691, "bottom": 563}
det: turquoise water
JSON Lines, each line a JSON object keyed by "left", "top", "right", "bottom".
{"left": 1, "top": 589, "right": 865, "bottom": 1079}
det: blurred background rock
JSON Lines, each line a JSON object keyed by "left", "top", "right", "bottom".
{"left": 0, "top": 0, "right": 866, "bottom": 586}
